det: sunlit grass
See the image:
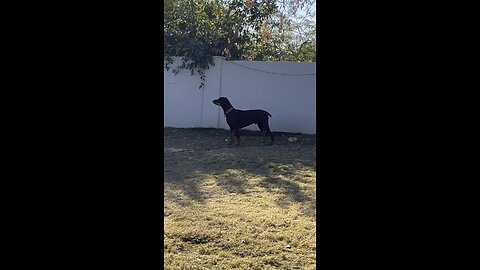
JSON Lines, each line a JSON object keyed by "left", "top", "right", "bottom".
{"left": 164, "top": 161, "right": 316, "bottom": 269}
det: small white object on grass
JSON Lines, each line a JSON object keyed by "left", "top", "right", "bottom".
{"left": 288, "top": 137, "right": 298, "bottom": 142}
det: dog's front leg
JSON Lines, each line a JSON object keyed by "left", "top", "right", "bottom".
{"left": 228, "top": 130, "right": 235, "bottom": 145}
{"left": 234, "top": 129, "right": 240, "bottom": 146}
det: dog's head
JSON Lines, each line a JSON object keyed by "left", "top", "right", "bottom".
{"left": 212, "top": 97, "right": 230, "bottom": 107}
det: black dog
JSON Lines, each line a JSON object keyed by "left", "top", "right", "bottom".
{"left": 212, "top": 97, "right": 273, "bottom": 146}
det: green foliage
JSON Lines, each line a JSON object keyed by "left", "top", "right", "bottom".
{"left": 164, "top": 0, "right": 218, "bottom": 88}
{"left": 164, "top": 0, "right": 316, "bottom": 88}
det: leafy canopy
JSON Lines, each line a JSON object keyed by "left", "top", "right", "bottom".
{"left": 164, "top": 0, "right": 316, "bottom": 88}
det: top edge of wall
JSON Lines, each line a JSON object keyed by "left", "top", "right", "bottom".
{"left": 164, "top": 56, "right": 316, "bottom": 64}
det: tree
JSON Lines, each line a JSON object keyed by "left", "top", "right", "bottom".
{"left": 254, "top": 0, "right": 316, "bottom": 62}
{"left": 164, "top": 0, "right": 316, "bottom": 88}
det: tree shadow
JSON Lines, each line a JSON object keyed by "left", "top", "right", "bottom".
{"left": 214, "top": 169, "right": 248, "bottom": 194}
{"left": 258, "top": 171, "right": 316, "bottom": 218}
{"left": 260, "top": 176, "right": 309, "bottom": 203}
{"left": 164, "top": 128, "right": 316, "bottom": 217}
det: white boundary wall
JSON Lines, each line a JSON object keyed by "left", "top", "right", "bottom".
{"left": 164, "top": 57, "right": 316, "bottom": 134}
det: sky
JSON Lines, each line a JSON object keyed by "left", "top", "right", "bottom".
{"left": 289, "top": 1, "right": 316, "bottom": 23}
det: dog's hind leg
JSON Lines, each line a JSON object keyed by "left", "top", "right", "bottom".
{"left": 258, "top": 123, "right": 267, "bottom": 144}
{"left": 265, "top": 126, "right": 273, "bottom": 145}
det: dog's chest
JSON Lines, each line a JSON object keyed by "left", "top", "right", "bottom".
{"left": 225, "top": 115, "right": 236, "bottom": 126}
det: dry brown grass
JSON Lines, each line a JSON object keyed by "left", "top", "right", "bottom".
{"left": 164, "top": 128, "right": 316, "bottom": 269}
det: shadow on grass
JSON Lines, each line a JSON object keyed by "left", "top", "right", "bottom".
{"left": 215, "top": 171, "right": 248, "bottom": 194}
{"left": 164, "top": 128, "right": 316, "bottom": 216}
{"left": 258, "top": 171, "right": 316, "bottom": 218}
{"left": 260, "top": 176, "right": 308, "bottom": 203}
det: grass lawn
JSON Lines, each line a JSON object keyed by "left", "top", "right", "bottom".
{"left": 164, "top": 128, "right": 316, "bottom": 269}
